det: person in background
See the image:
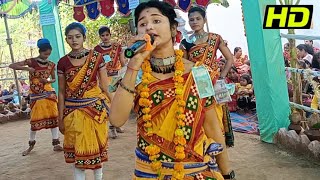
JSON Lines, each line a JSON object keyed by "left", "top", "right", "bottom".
{"left": 236, "top": 74, "right": 255, "bottom": 113}
{"left": 180, "top": 6, "right": 235, "bottom": 147}
{"left": 297, "top": 44, "right": 313, "bottom": 64}
{"left": 9, "top": 38, "right": 63, "bottom": 156}
{"left": 94, "top": 26, "right": 126, "bottom": 139}
{"left": 305, "top": 40, "right": 320, "bottom": 54}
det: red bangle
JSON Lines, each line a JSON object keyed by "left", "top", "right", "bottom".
{"left": 127, "top": 66, "right": 139, "bottom": 71}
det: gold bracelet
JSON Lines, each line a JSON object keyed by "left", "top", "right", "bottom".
{"left": 119, "top": 81, "right": 136, "bottom": 95}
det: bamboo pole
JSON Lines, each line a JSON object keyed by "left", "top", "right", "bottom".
{"left": 3, "top": 14, "right": 22, "bottom": 108}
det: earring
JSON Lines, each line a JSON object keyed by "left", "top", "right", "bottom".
{"left": 172, "top": 31, "right": 177, "bottom": 37}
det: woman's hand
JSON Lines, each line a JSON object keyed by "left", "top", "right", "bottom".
{"left": 27, "top": 67, "right": 35, "bottom": 73}
{"left": 39, "top": 78, "right": 48, "bottom": 84}
{"left": 126, "top": 34, "right": 159, "bottom": 71}
{"left": 58, "top": 117, "right": 65, "bottom": 134}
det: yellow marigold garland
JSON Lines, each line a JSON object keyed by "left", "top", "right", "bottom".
{"left": 140, "top": 50, "right": 186, "bottom": 180}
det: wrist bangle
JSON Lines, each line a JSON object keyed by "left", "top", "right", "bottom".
{"left": 223, "top": 170, "right": 235, "bottom": 179}
{"left": 127, "top": 66, "right": 140, "bottom": 71}
{"left": 119, "top": 81, "right": 136, "bottom": 95}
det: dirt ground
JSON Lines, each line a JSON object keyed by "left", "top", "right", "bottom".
{"left": 0, "top": 118, "right": 320, "bottom": 180}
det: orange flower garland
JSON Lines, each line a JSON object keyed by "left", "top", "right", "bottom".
{"left": 172, "top": 50, "right": 186, "bottom": 180}
{"left": 140, "top": 50, "right": 187, "bottom": 180}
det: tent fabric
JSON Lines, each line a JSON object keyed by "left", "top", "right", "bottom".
{"left": 280, "top": 33, "right": 320, "bottom": 40}
{"left": 68, "top": 0, "right": 229, "bottom": 21}
{"left": 242, "top": 0, "right": 290, "bottom": 143}
{"left": 85, "top": 1, "right": 100, "bottom": 20}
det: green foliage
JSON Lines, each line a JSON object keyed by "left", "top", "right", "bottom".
{"left": 312, "top": 123, "right": 320, "bottom": 129}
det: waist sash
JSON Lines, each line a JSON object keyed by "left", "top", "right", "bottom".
{"left": 134, "top": 142, "right": 223, "bottom": 178}
{"left": 30, "top": 91, "right": 56, "bottom": 102}
{"left": 65, "top": 97, "right": 100, "bottom": 109}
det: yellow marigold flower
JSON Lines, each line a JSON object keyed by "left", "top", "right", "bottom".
{"left": 175, "top": 152, "right": 186, "bottom": 160}
{"left": 175, "top": 70, "right": 183, "bottom": 76}
{"left": 177, "top": 76, "right": 185, "bottom": 83}
{"left": 143, "top": 114, "right": 151, "bottom": 121}
{"left": 142, "top": 107, "right": 151, "bottom": 114}
{"left": 176, "top": 95, "right": 183, "bottom": 101}
{"left": 175, "top": 64, "right": 184, "bottom": 71}
{"left": 177, "top": 100, "right": 186, "bottom": 107}
{"left": 142, "top": 79, "right": 150, "bottom": 84}
{"left": 175, "top": 129, "right": 184, "bottom": 136}
{"left": 140, "top": 92, "right": 149, "bottom": 98}
{"left": 175, "top": 145, "right": 184, "bottom": 153}
{"left": 177, "top": 107, "right": 184, "bottom": 113}
{"left": 149, "top": 154, "right": 159, "bottom": 161}
{"left": 177, "top": 114, "right": 185, "bottom": 121}
{"left": 177, "top": 120, "right": 185, "bottom": 127}
{"left": 172, "top": 171, "right": 184, "bottom": 179}
{"left": 174, "top": 136, "right": 187, "bottom": 145}
{"left": 175, "top": 50, "right": 184, "bottom": 57}
{"left": 151, "top": 161, "right": 162, "bottom": 171}
{"left": 174, "top": 163, "right": 184, "bottom": 171}
{"left": 144, "top": 73, "right": 152, "bottom": 80}
{"left": 175, "top": 88, "right": 183, "bottom": 95}
{"left": 141, "top": 87, "right": 149, "bottom": 92}
{"left": 144, "top": 121, "right": 152, "bottom": 128}
{"left": 140, "top": 99, "right": 151, "bottom": 107}
{"left": 179, "top": 137, "right": 187, "bottom": 146}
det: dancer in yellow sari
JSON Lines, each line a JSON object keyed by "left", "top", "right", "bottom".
{"left": 94, "top": 26, "right": 126, "bottom": 139}
{"left": 180, "top": 6, "right": 235, "bottom": 147}
{"left": 9, "top": 38, "right": 63, "bottom": 156}
{"left": 110, "top": 1, "right": 235, "bottom": 179}
{"left": 58, "top": 22, "right": 111, "bottom": 180}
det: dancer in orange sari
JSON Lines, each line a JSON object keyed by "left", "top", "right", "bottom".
{"left": 180, "top": 6, "right": 234, "bottom": 147}
{"left": 110, "top": 1, "right": 235, "bottom": 179}
{"left": 9, "top": 38, "right": 63, "bottom": 156}
{"left": 58, "top": 22, "right": 111, "bottom": 180}
{"left": 94, "top": 26, "right": 126, "bottom": 139}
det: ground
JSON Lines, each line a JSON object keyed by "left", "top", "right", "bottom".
{"left": 0, "top": 118, "right": 320, "bottom": 180}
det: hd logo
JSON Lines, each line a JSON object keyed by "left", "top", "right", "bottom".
{"left": 263, "top": 5, "right": 313, "bottom": 29}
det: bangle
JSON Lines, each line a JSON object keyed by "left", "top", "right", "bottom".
{"left": 127, "top": 66, "right": 140, "bottom": 71}
{"left": 119, "top": 81, "right": 136, "bottom": 95}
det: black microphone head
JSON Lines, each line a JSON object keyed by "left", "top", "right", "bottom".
{"left": 149, "top": 34, "right": 155, "bottom": 44}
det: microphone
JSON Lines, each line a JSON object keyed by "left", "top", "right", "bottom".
{"left": 124, "top": 34, "right": 155, "bottom": 58}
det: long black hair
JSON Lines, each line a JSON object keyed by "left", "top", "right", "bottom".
{"left": 297, "top": 44, "right": 314, "bottom": 55}
{"left": 234, "top": 47, "right": 241, "bottom": 55}
{"left": 240, "top": 74, "right": 252, "bottom": 84}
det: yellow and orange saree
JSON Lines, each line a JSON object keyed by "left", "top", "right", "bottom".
{"left": 27, "top": 59, "right": 58, "bottom": 131}
{"left": 133, "top": 72, "right": 224, "bottom": 179}
{"left": 186, "top": 33, "right": 234, "bottom": 147}
{"left": 58, "top": 50, "right": 109, "bottom": 169}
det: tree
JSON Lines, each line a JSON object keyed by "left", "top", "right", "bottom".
{"left": 279, "top": 0, "right": 304, "bottom": 119}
